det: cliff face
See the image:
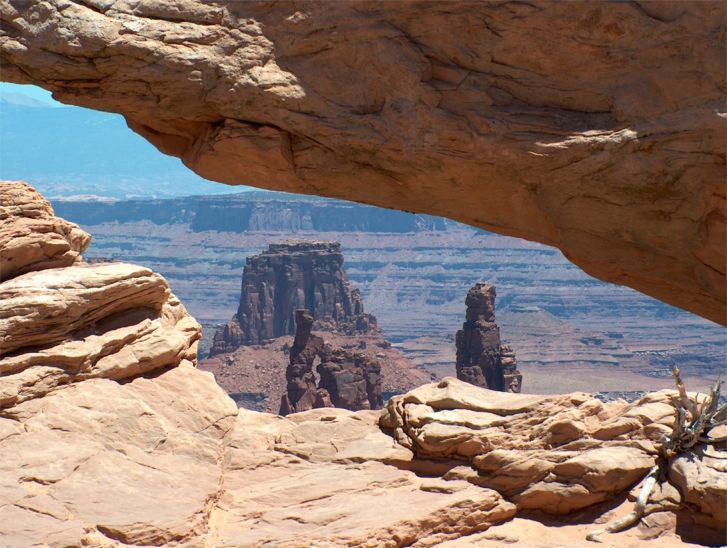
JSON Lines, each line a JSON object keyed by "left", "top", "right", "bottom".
{"left": 53, "top": 194, "right": 446, "bottom": 233}
{"left": 1, "top": 0, "right": 724, "bottom": 324}
{"left": 211, "top": 241, "right": 377, "bottom": 353}
{"left": 455, "top": 283, "right": 523, "bottom": 393}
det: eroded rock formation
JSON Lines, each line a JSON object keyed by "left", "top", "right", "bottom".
{"left": 0, "top": 182, "right": 200, "bottom": 408}
{"left": 380, "top": 377, "right": 726, "bottom": 538}
{"left": 456, "top": 283, "right": 523, "bottom": 393}
{"left": 202, "top": 240, "right": 429, "bottom": 414}
{"left": 1, "top": 0, "right": 724, "bottom": 324}
{"left": 211, "top": 240, "right": 376, "bottom": 354}
{"left": 0, "top": 182, "right": 724, "bottom": 546}
{"left": 280, "top": 309, "right": 383, "bottom": 415}
{"left": 0, "top": 182, "right": 90, "bottom": 281}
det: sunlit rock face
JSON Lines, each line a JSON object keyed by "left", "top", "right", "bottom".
{"left": 0, "top": 182, "right": 90, "bottom": 281}
{"left": 0, "top": 182, "right": 724, "bottom": 545}
{"left": 1, "top": 0, "right": 724, "bottom": 324}
{"left": 0, "top": 182, "right": 201, "bottom": 407}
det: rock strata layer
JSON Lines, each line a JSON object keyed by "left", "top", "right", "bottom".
{"left": 211, "top": 240, "right": 377, "bottom": 353}
{"left": 456, "top": 283, "right": 523, "bottom": 392}
{"left": 280, "top": 309, "right": 383, "bottom": 414}
{"left": 0, "top": 182, "right": 200, "bottom": 409}
{"left": 0, "top": 182, "right": 90, "bottom": 281}
{"left": 1, "top": 0, "right": 724, "bottom": 323}
{"left": 380, "top": 377, "right": 725, "bottom": 537}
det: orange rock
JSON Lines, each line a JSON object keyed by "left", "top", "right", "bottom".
{"left": 1, "top": 2, "right": 724, "bottom": 323}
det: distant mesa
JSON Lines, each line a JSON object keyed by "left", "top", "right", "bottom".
{"left": 200, "top": 239, "right": 431, "bottom": 412}
{"left": 211, "top": 240, "right": 378, "bottom": 353}
{"left": 456, "top": 283, "right": 523, "bottom": 393}
{"left": 53, "top": 193, "right": 446, "bottom": 233}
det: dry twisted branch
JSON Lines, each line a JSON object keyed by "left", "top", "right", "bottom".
{"left": 587, "top": 366, "right": 725, "bottom": 543}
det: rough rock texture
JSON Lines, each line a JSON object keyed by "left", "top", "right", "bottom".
{"left": 3, "top": 373, "right": 724, "bottom": 546}
{"left": 0, "top": 181, "right": 90, "bottom": 281}
{"left": 456, "top": 283, "right": 523, "bottom": 392}
{"left": 280, "top": 309, "right": 383, "bottom": 414}
{"left": 211, "top": 240, "right": 377, "bottom": 353}
{"left": 279, "top": 309, "right": 330, "bottom": 414}
{"left": 1, "top": 0, "right": 724, "bottom": 324}
{"left": 381, "top": 377, "right": 726, "bottom": 539}
{"left": 2, "top": 182, "right": 724, "bottom": 545}
{"left": 0, "top": 182, "right": 200, "bottom": 409}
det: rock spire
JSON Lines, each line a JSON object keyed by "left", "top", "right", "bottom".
{"left": 455, "top": 283, "right": 522, "bottom": 393}
{"left": 280, "top": 309, "right": 383, "bottom": 415}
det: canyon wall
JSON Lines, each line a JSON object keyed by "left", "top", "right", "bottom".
{"left": 57, "top": 194, "right": 727, "bottom": 388}
{"left": 1, "top": 0, "right": 724, "bottom": 324}
{"left": 54, "top": 193, "right": 446, "bottom": 233}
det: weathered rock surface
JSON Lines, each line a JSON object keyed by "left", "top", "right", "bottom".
{"left": 0, "top": 182, "right": 200, "bottom": 408}
{"left": 381, "top": 377, "right": 726, "bottom": 539}
{"left": 456, "top": 283, "right": 523, "bottom": 392}
{"left": 0, "top": 181, "right": 90, "bottom": 281}
{"left": 2, "top": 371, "right": 724, "bottom": 546}
{"left": 1, "top": 182, "right": 724, "bottom": 546}
{"left": 280, "top": 309, "right": 383, "bottom": 414}
{"left": 1, "top": 0, "right": 724, "bottom": 324}
{"left": 211, "top": 240, "right": 377, "bottom": 353}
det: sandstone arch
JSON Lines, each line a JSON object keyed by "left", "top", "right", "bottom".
{"left": 1, "top": 0, "right": 724, "bottom": 324}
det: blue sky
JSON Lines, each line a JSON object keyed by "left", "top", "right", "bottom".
{"left": 0, "top": 83, "right": 254, "bottom": 197}
{"left": 0, "top": 82, "right": 62, "bottom": 106}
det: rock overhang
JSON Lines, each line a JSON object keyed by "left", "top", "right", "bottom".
{"left": 0, "top": 0, "right": 724, "bottom": 325}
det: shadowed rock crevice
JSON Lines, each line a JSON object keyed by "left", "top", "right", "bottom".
{"left": 1, "top": 0, "right": 723, "bottom": 323}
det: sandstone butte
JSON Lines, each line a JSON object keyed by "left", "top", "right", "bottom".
{"left": 0, "top": 0, "right": 725, "bottom": 325}
{"left": 1, "top": 181, "right": 726, "bottom": 544}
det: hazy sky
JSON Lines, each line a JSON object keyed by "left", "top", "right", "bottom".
{"left": 0, "top": 82, "right": 254, "bottom": 197}
{"left": 0, "top": 82, "right": 62, "bottom": 106}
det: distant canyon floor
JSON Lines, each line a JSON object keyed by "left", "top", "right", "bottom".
{"left": 55, "top": 194, "right": 726, "bottom": 395}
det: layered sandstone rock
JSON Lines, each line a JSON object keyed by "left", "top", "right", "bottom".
{"left": 380, "top": 377, "right": 726, "bottom": 537}
{"left": 0, "top": 182, "right": 90, "bottom": 281}
{"left": 0, "top": 182, "right": 200, "bottom": 409}
{"left": 1, "top": 0, "right": 724, "bottom": 324}
{"left": 455, "top": 283, "right": 523, "bottom": 392}
{"left": 280, "top": 309, "right": 383, "bottom": 414}
{"left": 211, "top": 240, "right": 377, "bottom": 353}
